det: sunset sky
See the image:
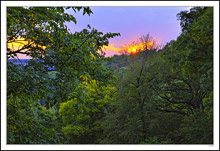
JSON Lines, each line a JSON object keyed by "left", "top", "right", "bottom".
{"left": 8, "top": 6, "right": 192, "bottom": 59}
{"left": 65, "top": 6, "right": 191, "bottom": 57}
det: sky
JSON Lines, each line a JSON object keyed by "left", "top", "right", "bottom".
{"left": 65, "top": 7, "right": 191, "bottom": 57}
{"left": 10, "top": 7, "right": 191, "bottom": 59}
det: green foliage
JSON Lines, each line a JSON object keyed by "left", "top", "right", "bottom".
{"left": 178, "top": 109, "right": 213, "bottom": 144}
{"left": 100, "top": 7, "right": 213, "bottom": 144}
{"left": 7, "top": 6, "right": 120, "bottom": 144}
{"left": 7, "top": 7, "right": 92, "bottom": 58}
{"left": 156, "top": 7, "right": 213, "bottom": 115}
{"left": 7, "top": 6, "right": 213, "bottom": 144}
{"left": 59, "top": 80, "right": 117, "bottom": 143}
{"left": 7, "top": 95, "right": 61, "bottom": 144}
{"left": 140, "top": 136, "right": 172, "bottom": 144}
{"left": 177, "top": 7, "right": 208, "bottom": 32}
{"left": 101, "top": 50, "right": 158, "bottom": 143}
{"left": 43, "top": 27, "right": 120, "bottom": 107}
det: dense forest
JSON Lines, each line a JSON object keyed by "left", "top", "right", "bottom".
{"left": 7, "top": 7, "right": 213, "bottom": 144}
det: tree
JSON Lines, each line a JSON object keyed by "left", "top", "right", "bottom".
{"left": 100, "top": 49, "right": 184, "bottom": 144}
{"left": 177, "top": 7, "right": 209, "bottom": 32}
{"left": 119, "top": 33, "right": 158, "bottom": 55}
{"left": 151, "top": 7, "right": 213, "bottom": 144}
{"left": 7, "top": 94, "right": 61, "bottom": 144}
{"left": 42, "top": 27, "right": 120, "bottom": 108}
{"left": 59, "top": 80, "right": 117, "bottom": 144}
{"left": 7, "top": 7, "right": 120, "bottom": 144}
{"left": 7, "top": 7, "right": 96, "bottom": 106}
{"left": 7, "top": 7, "right": 92, "bottom": 58}
{"left": 154, "top": 7, "right": 213, "bottom": 115}
{"left": 100, "top": 7, "right": 213, "bottom": 144}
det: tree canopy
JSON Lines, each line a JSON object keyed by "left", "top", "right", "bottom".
{"left": 7, "top": 6, "right": 213, "bottom": 144}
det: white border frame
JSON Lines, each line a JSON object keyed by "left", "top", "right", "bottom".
{"left": 1, "top": 1, "right": 219, "bottom": 150}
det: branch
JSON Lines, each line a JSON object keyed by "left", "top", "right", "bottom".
{"left": 8, "top": 50, "right": 31, "bottom": 55}
{"left": 155, "top": 107, "right": 187, "bottom": 116}
{"left": 137, "top": 62, "right": 145, "bottom": 87}
{"left": 159, "top": 95, "right": 195, "bottom": 109}
{"left": 125, "top": 80, "right": 137, "bottom": 88}
{"left": 7, "top": 42, "right": 35, "bottom": 55}
{"left": 7, "top": 29, "right": 21, "bottom": 43}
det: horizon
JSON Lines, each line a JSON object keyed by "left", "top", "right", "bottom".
{"left": 66, "top": 6, "right": 191, "bottom": 57}
{"left": 8, "top": 6, "right": 191, "bottom": 59}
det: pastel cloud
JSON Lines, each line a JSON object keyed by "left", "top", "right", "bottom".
{"left": 102, "top": 44, "right": 121, "bottom": 57}
{"left": 102, "top": 44, "right": 121, "bottom": 52}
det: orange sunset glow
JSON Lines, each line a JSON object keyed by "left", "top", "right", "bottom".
{"left": 7, "top": 38, "right": 47, "bottom": 59}
{"left": 101, "top": 40, "right": 156, "bottom": 56}
{"left": 7, "top": 38, "right": 47, "bottom": 51}
{"left": 8, "top": 38, "right": 155, "bottom": 58}
{"left": 121, "top": 41, "right": 155, "bottom": 54}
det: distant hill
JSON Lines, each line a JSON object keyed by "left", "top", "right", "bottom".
{"left": 103, "top": 54, "right": 130, "bottom": 70}
{"left": 8, "top": 59, "right": 54, "bottom": 71}
{"left": 8, "top": 59, "right": 30, "bottom": 66}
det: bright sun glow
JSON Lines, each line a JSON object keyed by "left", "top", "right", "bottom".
{"left": 125, "top": 41, "right": 155, "bottom": 54}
